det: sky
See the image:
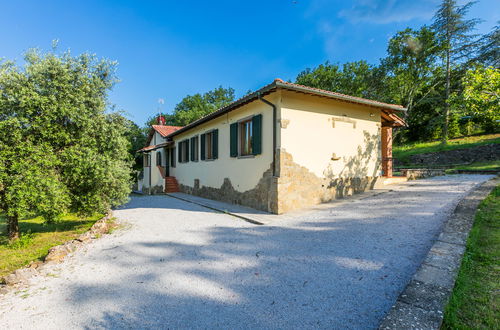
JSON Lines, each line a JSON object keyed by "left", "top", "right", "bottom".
{"left": 1, "top": 0, "right": 498, "bottom": 126}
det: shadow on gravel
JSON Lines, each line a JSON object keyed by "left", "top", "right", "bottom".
{"left": 73, "top": 176, "right": 491, "bottom": 329}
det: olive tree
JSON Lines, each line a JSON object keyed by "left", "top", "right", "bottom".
{"left": 0, "top": 48, "right": 132, "bottom": 240}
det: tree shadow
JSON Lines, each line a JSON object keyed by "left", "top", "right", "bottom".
{"left": 61, "top": 178, "right": 477, "bottom": 329}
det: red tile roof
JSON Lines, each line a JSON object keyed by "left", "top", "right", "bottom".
{"left": 274, "top": 79, "right": 406, "bottom": 110}
{"left": 168, "top": 78, "right": 406, "bottom": 138}
{"left": 152, "top": 125, "right": 183, "bottom": 137}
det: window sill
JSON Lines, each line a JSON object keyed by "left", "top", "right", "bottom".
{"left": 238, "top": 154, "right": 255, "bottom": 159}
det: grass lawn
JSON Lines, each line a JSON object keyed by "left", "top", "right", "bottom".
{"left": 442, "top": 184, "right": 500, "bottom": 329}
{"left": 0, "top": 213, "right": 102, "bottom": 279}
{"left": 450, "top": 160, "right": 500, "bottom": 172}
{"left": 394, "top": 133, "right": 500, "bottom": 164}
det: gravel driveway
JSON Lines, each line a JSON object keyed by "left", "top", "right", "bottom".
{"left": 0, "top": 175, "right": 493, "bottom": 329}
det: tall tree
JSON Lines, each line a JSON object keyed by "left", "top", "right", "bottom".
{"left": 432, "top": 0, "right": 481, "bottom": 143}
{"left": 383, "top": 27, "right": 441, "bottom": 114}
{"left": 0, "top": 48, "right": 132, "bottom": 239}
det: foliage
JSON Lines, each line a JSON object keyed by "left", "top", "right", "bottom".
{"left": 432, "top": 0, "right": 481, "bottom": 142}
{"left": 442, "top": 185, "right": 500, "bottom": 329}
{"left": 451, "top": 65, "right": 500, "bottom": 133}
{"left": 124, "top": 119, "right": 148, "bottom": 173}
{"left": 476, "top": 23, "right": 500, "bottom": 68}
{"left": 0, "top": 213, "right": 101, "bottom": 278}
{"left": 0, "top": 48, "right": 132, "bottom": 239}
{"left": 383, "top": 27, "right": 441, "bottom": 111}
{"left": 295, "top": 60, "right": 386, "bottom": 100}
{"left": 145, "top": 86, "right": 236, "bottom": 128}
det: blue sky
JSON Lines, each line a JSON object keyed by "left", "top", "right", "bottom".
{"left": 1, "top": 0, "right": 498, "bottom": 126}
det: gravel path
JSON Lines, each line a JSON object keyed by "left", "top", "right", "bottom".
{"left": 0, "top": 175, "right": 493, "bottom": 329}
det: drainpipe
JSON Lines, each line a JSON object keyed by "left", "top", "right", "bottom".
{"left": 258, "top": 93, "right": 278, "bottom": 177}
{"left": 148, "top": 152, "right": 152, "bottom": 195}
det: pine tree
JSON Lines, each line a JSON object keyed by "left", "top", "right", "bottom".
{"left": 432, "top": 0, "right": 481, "bottom": 143}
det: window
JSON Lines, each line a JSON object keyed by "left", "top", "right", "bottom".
{"left": 239, "top": 119, "right": 253, "bottom": 156}
{"left": 178, "top": 140, "right": 190, "bottom": 163}
{"left": 143, "top": 153, "right": 151, "bottom": 167}
{"left": 201, "top": 129, "right": 218, "bottom": 160}
{"left": 230, "top": 114, "right": 262, "bottom": 157}
{"left": 156, "top": 151, "right": 162, "bottom": 166}
{"left": 190, "top": 136, "right": 199, "bottom": 162}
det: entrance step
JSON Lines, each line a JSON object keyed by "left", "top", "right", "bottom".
{"left": 165, "top": 176, "right": 180, "bottom": 193}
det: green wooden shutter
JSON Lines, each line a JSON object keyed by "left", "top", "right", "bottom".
{"left": 230, "top": 123, "right": 238, "bottom": 157}
{"left": 212, "top": 129, "right": 218, "bottom": 159}
{"left": 252, "top": 114, "right": 262, "bottom": 155}
{"left": 185, "top": 139, "right": 190, "bottom": 163}
{"left": 200, "top": 134, "right": 206, "bottom": 160}
{"left": 178, "top": 143, "right": 182, "bottom": 162}
{"left": 190, "top": 137, "right": 194, "bottom": 161}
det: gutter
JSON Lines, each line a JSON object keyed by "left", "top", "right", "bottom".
{"left": 258, "top": 93, "right": 278, "bottom": 177}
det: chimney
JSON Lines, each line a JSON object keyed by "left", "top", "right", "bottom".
{"left": 157, "top": 115, "right": 166, "bottom": 125}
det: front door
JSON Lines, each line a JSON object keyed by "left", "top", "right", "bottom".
{"left": 165, "top": 147, "right": 170, "bottom": 177}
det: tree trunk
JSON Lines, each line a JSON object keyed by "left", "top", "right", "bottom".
{"left": 8, "top": 213, "right": 19, "bottom": 240}
{"left": 442, "top": 49, "right": 450, "bottom": 145}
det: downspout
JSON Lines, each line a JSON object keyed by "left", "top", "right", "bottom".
{"left": 148, "top": 152, "right": 152, "bottom": 195}
{"left": 258, "top": 93, "right": 278, "bottom": 177}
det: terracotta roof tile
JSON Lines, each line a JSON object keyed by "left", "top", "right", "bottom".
{"left": 152, "top": 125, "right": 183, "bottom": 137}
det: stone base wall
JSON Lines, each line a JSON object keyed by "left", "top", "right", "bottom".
{"left": 179, "top": 164, "right": 278, "bottom": 213}
{"left": 177, "top": 150, "right": 380, "bottom": 215}
{"left": 276, "top": 149, "right": 378, "bottom": 214}
{"left": 142, "top": 185, "right": 164, "bottom": 195}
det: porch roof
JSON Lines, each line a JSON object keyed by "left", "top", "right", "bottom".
{"left": 137, "top": 141, "right": 173, "bottom": 153}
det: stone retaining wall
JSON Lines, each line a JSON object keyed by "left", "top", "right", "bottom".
{"left": 401, "top": 168, "right": 447, "bottom": 180}
{"left": 396, "top": 143, "right": 500, "bottom": 167}
{"left": 0, "top": 212, "right": 115, "bottom": 291}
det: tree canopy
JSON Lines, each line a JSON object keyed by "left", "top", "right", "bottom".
{"left": 0, "top": 49, "right": 132, "bottom": 239}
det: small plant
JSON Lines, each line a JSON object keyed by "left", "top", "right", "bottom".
{"left": 8, "top": 231, "right": 35, "bottom": 250}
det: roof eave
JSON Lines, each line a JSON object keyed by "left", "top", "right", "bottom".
{"left": 275, "top": 81, "right": 406, "bottom": 112}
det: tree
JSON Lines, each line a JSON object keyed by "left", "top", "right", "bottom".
{"left": 124, "top": 119, "right": 147, "bottom": 173}
{"left": 0, "top": 48, "right": 132, "bottom": 240}
{"left": 383, "top": 27, "right": 441, "bottom": 114}
{"left": 173, "top": 86, "right": 235, "bottom": 126}
{"left": 432, "top": 0, "right": 481, "bottom": 143}
{"left": 145, "top": 86, "right": 236, "bottom": 128}
{"left": 451, "top": 65, "right": 500, "bottom": 132}
{"left": 295, "top": 60, "right": 385, "bottom": 100}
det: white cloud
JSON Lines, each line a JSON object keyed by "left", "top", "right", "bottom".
{"left": 338, "top": 0, "right": 439, "bottom": 24}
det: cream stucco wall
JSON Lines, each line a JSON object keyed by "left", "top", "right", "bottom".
{"left": 280, "top": 90, "right": 382, "bottom": 180}
{"left": 142, "top": 132, "right": 167, "bottom": 191}
{"left": 170, "top": 93, "right": 279, "bottom": 192}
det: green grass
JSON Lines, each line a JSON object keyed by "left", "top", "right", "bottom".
{"left": 394, "top": 133, "right": 500, "bottom": 164}
{"left": 451, "top": 160, "right": 500, "bottom": 171}
{"left": 0, "top": 213, "right": 102, "bottom": 279}
{"left": 442, "top": 185, "right": 500, "bottom": 329}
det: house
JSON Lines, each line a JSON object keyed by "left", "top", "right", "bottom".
{"left": 138, "top": 79, "right": 405, "bottom": 214}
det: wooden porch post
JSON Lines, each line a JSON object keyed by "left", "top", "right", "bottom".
{"left": 381, "top": 126, "right": 393, "bottom": 178}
